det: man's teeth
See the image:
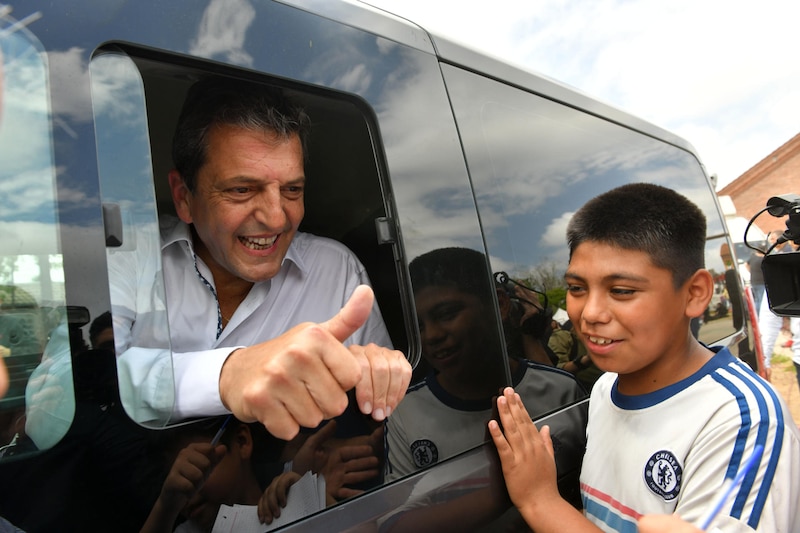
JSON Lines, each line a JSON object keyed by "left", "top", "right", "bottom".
{"left": 589, "top": 336, "right": 613, "bottom": 345}
{"left": 240, "top": 236, "right": 277, "bottom": 250}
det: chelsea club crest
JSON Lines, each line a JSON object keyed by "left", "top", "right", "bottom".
{"left": 410, "top": 439, "right": 439, "bottom": 468}
{"left": 643, "top": 450, "right": 683, "bottom": 501}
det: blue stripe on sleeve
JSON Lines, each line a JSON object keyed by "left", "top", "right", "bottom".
{"left": 713, "top": 362, "right": 784, "bottom": 529}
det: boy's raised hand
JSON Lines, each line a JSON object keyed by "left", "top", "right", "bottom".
{"left": 141, "top": 442, "right": 226, "bottom": 533}
{"left": 488, "top": 387, "right": 560, "bottom": 515}
{"left": 258, "top": 471, "right": 302, "bottom": 524}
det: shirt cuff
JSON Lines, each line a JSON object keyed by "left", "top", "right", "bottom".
{"left": 172, "top": 347, "right": 242, "bottom": 419}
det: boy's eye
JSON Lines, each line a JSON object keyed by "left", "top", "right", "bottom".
{"left": 432, "top": 303, "right": 465, "bottom": 322}
{"left": 610, "top": 287, "right": 635, "bottom": 296}
{"left": 566, "top": 284, "right": 585, "bottom": 295}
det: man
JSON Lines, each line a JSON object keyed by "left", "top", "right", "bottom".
{"left": 28, "top": 77, "right": 411, "bottom": 445}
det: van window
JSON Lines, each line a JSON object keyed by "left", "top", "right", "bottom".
{"left": 0, "top": 11, "right": 73, "bottom": 455}
{"left": 89, "top": 45, "right": 411, "bottom": 431}
{"left": 443, "top": 64, "right": 738, "bottom": 370}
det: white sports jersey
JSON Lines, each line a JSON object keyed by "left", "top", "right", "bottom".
{"left": 385, "top": 359, "right": 587, "bottom": 482}
{"left": 581, "top": 347, "right": 800, "bottom": 532}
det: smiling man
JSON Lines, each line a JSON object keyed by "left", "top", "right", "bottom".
{"left": 111, "top": 77, "right": 411, "bottom": 440}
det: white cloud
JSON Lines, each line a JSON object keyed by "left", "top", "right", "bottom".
{"left": 364, "top": 0, "right": 800, "bottom": 189}
{"left": 190, "top": 0, "right": 256, "bottom": 67}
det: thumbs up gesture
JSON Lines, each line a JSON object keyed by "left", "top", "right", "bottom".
{"left": 218, "top": 285, "right": 411, "bottom": 440}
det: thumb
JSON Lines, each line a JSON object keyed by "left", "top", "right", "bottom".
{"left": 322, "top": 285, "right": 374, "bottom": 342}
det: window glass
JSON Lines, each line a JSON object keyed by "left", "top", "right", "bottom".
{"left": 444, "top": 64, "right": 738, "bottom": 390}
{"left": 90, "top": 51, "right": 175, "bottom": 428}
{"left": 89, "top": 42, "right": 423, "bottom": 528}
{"left": 0, "top": 9, "right": 72, "bottom": 455}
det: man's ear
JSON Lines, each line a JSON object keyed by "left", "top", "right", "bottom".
{"left": 685, "top": 269, "right": 714, "bottom": 319}
{"left": 168, "top": 170, "right": 193, "bottom": 224}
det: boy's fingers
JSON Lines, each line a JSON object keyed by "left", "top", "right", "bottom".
{"left": 540, "top": 425, "right": 555, "bottom": 459}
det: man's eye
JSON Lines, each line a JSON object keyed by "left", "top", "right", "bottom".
{"left": 228, "top": 187, "right": 251, "bottom": 195}
{"left": 283, "top": 186, "right": 304, "bottom": 196}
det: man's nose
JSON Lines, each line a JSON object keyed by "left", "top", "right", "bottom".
{"left": 253, "top": 188, "right": 287, "bottom": 229}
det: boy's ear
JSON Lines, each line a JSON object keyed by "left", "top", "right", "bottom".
{"left": 234, "top": 424, "right": 254, "bottom": 460}
{"left": 684, "top": 269, "right": 714, "bottom": 319}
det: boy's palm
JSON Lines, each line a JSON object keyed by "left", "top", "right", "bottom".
{"left": 489, "top": 388, "right": 561, "bottom": 511}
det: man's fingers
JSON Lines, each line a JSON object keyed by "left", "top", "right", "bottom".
{"left": 321, "top": 285, "right": 374, "bottom": 343}
{"left": 352, "top": 343, "right": 412, "bottom": 420}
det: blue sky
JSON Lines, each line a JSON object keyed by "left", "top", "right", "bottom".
{"left": 364, "top": 0, "right": 800, "bottom": 191}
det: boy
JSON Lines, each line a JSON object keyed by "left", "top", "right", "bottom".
{"left": 489, "top": 183, "right": 800, "bottom": 532}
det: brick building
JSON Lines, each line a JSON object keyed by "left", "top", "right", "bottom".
{"left": 718, "top": 132, "right": 800, "bottom": 235}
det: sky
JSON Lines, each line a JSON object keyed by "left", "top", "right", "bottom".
{"left": 363, "top": 0, "right": 800, "bottom": 191}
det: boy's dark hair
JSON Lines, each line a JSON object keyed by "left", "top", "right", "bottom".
{"left": 409, "top": 247, "right": 494, "bottom": 302}
{"left": 172, "top": 76, "right": 311, "bottom": 192}
{"left": 567, "top": 183, "right": 706, "bottom": 288}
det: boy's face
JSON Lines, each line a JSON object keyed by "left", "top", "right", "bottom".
{"left": 414, "top": 285, "right": 494, "bottom": 376}
{"left": 565, "top": 242, "right": 693, "bottom": 381}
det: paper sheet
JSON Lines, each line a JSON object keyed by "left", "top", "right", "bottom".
{"left": 211, "top": 471, "right": 326, "bottom": 533}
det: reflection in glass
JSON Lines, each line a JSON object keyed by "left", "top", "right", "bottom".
{"left": 443, "top": 64, "right": 737, "bottom": 351}
{"left": 386, "top": 247, "right": 586, "bottom": 482}
{"left": 0, "top": 9, "right": 71, "bottom": 456}
{"left": 90, "top": 52, "right": 175, "bottom": 427}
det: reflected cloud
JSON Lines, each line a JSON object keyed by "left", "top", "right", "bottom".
{"left": 47, "top": 47, "right": 92, "bottom": 122}
{"left": 190, "top": 0, "right": 255, "bottom": 67}
{"left": 0, "top": 221, "right": 59, "bottom": 256}
{"left": 541, "top": 211, "right": 573, "bottom": 250}
{"left": 333, "top": 63, "right": 372, "bottom": 94}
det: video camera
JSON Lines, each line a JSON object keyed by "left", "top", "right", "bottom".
{"left": 745, "top": 193, "right": 800, "bottom": 316}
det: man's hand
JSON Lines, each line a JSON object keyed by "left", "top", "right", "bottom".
{"left": 219, "top": 285, "right": 411, "bottom": 440}
{"left": 637, "top": 514, "right": 702, "bottom": 533}
{"left": 318, "top": 433, "right": 381, "bottom": 501}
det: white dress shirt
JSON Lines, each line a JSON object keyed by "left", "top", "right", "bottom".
{"left": 26, "top": 216, "right": 391, "bottom": 447}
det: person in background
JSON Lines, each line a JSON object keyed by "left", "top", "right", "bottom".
{"left": 746, "top": 247, "right": 766, "bottom": 314}
{"left": 549, "top": 318, "right": 602, "bottom": 391}
{"left": 756, "top": 230, "right": 795, "bottom": 380}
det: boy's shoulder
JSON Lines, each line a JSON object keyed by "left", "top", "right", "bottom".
{"left": 599, "top": 347, "right": 771, "bottom": 412}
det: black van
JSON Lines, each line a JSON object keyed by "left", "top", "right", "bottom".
{"left": 0, "top": 1, "right": 760, "bottom": 531}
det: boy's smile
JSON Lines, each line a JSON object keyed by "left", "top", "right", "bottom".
{"left": 565, "top": 241, "right": 713, "bottom": 394}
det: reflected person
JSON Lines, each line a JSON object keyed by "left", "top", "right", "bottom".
{"left": 385, "top": 247, "right": 586, "bottom": 481}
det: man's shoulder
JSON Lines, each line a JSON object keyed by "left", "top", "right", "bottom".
{"left": 290, "top": 232, "right": 362, "bottom": 265}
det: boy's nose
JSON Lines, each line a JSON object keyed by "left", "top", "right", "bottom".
{"left": 579, "top": 293, "right": 609, "bottom": 325}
